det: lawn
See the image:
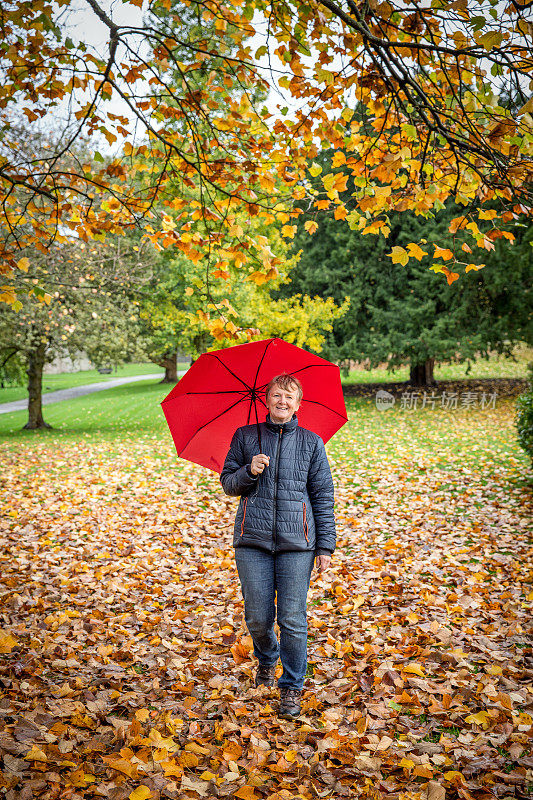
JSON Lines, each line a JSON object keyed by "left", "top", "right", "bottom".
{"left": 0, "top": 361, "right": 190, "bottom": 404}
{"left": 0, "top": 372, "right": 529, "bottom": 476}
{"left": 0, "top": 372, "right": 531, "bottom": 799}
{"left": 2, "top": 345, "right": 530, "bottom": 407}
{"left": 341, "top": 342, "right": 533, "bottom": 384}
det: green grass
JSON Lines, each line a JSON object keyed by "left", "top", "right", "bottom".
{"left": 0, "top": 380, "right": 171, "bottom": 441}
{"left": 0, "top": 362, "right": 189, "bottom": 404}
{"left": 341, "top": 343, "right": 532, "bottom": 385}
{"left": 0, "top": 379, "right": 528, "bottom": 474}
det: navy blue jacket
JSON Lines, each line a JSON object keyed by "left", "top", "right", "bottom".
{"left": 220, "top": 414, "right": 336, "bottom": 555}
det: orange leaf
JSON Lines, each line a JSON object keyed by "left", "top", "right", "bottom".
{"left": 433, "top": 246, "right": 453, "bottom": 260}
{"left": 234, "top": 787, "right": 257, "bottom": 800}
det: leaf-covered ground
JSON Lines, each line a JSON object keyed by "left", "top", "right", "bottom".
{"left": 0, "top": 398, "right": 532, "bottom": 800}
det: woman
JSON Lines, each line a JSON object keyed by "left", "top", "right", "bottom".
{"left": 220, "top": 373, "right": 336, "bottom": 719}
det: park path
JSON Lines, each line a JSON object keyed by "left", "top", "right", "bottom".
{"left": 0, "top": 372, "right": 186, "bottom": 415}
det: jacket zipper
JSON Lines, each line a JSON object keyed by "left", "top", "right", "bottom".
{"left": 303, "top": 501, "right": 309, "bottom": 544}
{"left": 240, "top": 497, "right": 248, "bottom": 537}
{"left": 272, "top": 427, "right": 283, "bottom": 553}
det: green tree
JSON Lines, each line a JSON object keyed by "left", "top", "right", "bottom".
{"left": 0, "top": 240, "right": 148, "bottom": 428}
{"left": 138, "top": 219, "right": 348, "bottom": 378}
{"left": 283, "top": 196, "right": 532, "bottom": 385}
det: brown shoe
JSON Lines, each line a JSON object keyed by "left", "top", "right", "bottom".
{"left": 255, "top": 664, "right": 277, "bottom": 687}
{"left": 279, "top": 688, "right": 302, "bottom": 719}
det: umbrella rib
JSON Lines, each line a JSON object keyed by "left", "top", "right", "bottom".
{"left": 209, "top": 353, "right": 251, "bottom": 389}
{"left": 252, "top": 338, "right": 274, "bottom": 391}
{"left": 250, "top": 339, "right": 274, "bottom": 437}
{"left": 167, "top": 389, "right": 249, "bottom": 398}
{"left": 176, "top": 395, "right": 248, "bottom": 456}
{"left": 256, "top": 362, "right": 338, "bottom": 390}
{"left": 302, "top": 397, "right": 348, "bottom": 420}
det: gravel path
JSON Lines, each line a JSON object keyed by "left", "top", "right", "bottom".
{"left": 0, "top": 373, "right": 180, "bottom": 415}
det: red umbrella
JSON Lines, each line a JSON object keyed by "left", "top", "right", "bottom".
{"left": 161, "top": 337, "right": 347, "bottom": 473}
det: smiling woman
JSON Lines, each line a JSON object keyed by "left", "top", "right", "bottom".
{"left": 220, "top": 372, "right": 336, "bottom": 720}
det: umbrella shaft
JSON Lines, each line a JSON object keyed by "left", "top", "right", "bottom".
{"left": 271, "top": 427, "right": 283, "bottom": 553}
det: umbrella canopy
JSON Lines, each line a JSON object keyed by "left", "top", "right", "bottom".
{"left": 161, "top": 337, "right": 347, "bottom": 472}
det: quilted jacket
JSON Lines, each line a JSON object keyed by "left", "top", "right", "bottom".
{"left": 220, "top": 414, "right": 336, "bottom": 555}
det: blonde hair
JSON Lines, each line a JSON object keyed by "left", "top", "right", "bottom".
{"left": 265, "top": 373, "right": 303, "bottom": 403}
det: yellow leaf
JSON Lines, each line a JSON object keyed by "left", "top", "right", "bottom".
{"left": 407, "top": 611, "right": 419, "bottom": 624}
{"left": 185, "top": 287, "right": 194, "bottom": 296}
{"left": 102, "top": 756, "right": 137, "bottom": 778}
{"left": 465, "top": 263, "right": 485, "bottom": 272}
{"left": 332, "top": 151, "right": 346, "bottom": 168}
{"left": 135, "top": 708, "right": 150, "bottom": 722}
{"left": 69, "top": 769, "right": 96, "bottom": 788}
{"left": 465, "top": 710, "right": 490, "bottom": 726}
{"left": 184, "top": 741, "right": 210, "bottom": 755}
{"left": 400, "top": 757, "right": 415, "bottom": 768}
{"left": 353, "top": 594, "right": 365, "bottom": 609}
{"left": 304, "top": 220, "right": 318, "bottom": 234}
{"left": 17, "top": 257, "right": 30, "bottom": 272}
{"left": 309, "top": 162, "right": 322, "bottom": 177}
{"left": 144, "top": 729, "right": 177, "bottom": 750}
{"left": 281, "top": 225, "right": 296, "bottom": 239}
{"left": 247, "top": 271, "right": 269, "bottom": 285}
{"left": 407, "top": 243, "right": 428, "bottom": 261}
{"left": 162, "top": 760, "right": 182, "bottom": 778}
{"left": 388, "top": 246, "right": 409, "bottom": 266}
{"left": 443, "top": 771, "right": 465, "bottom": 785}
{"left": 178, "top": 751, "right": 199, "bottom": 767}
{"left": 129, "top": 788, "right": 153, "bottom": 800}
{"left": 0, "top": 631, "right": 18, "bottom": 653}
{"left": 403, "top": 663, "right": 425, "bottom": 677}
{"left": 341, "top": 107, "right": 354, "bottom": 122}
{"left": 25, "top": 745, "right": 48, "bottom": 762}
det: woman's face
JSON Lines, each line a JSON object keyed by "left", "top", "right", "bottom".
{"left": 266, "top": 382, "right": 301, "bottom": 424}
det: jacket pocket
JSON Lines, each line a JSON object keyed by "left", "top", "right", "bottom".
{"left": 302, "top": 502, "right": 309, "bottom": 544}
{"left": 240, "top": 497, "right": 248, "bottom": 537}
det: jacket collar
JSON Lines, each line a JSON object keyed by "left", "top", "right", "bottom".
{"left": 265, "top": 413, "right": 299, "bottom": 435}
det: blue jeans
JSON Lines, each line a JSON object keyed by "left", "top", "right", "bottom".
{"left": 234, "top": 547, "right": 315, "bottom": 690}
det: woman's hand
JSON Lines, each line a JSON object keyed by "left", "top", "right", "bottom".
{"left": 316, "top": 554, "right": 331, "bottom": 573}
{"left": 250, "top": 454, "right": 270, "bottom": 475}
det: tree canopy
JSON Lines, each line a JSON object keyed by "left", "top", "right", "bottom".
{"left": 1, "top": 0, "right": 532, "bottom": 328}
{"left": 283, "top": 192, "right": 532, "bottom": 382}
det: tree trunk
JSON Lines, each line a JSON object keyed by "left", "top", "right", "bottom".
{"left": 409, "top": 357, "right": 436, "bottom": 386}
{"left": 24, "top": 340, "right": 51, "bottom": 429}
{"left": 159, "top": 351, "right": 178, "bottom": 383}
